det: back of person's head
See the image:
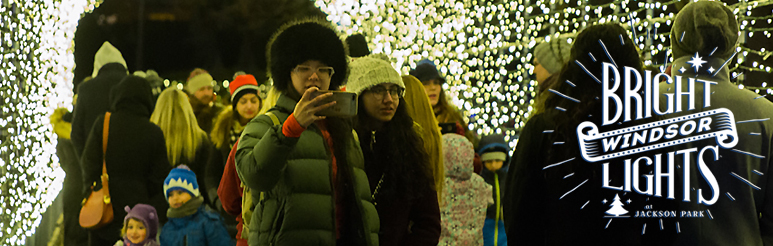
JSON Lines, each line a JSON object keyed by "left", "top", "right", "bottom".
{"left": 93, "top": 41, "right": 127, "bottom": 77}
{"left": 346, "top": 33, "right": 371, "bottom": 58}
{"left": 268, "top": 18, "right": 348, "bottom": 96}
{"left": 443, "top": 133, "right": 474, "bottom": 181}
{"left": 534, "top": 34, "right": 574, "bottom": 74}
{"left": 151, "top": 87, "right": 205, "bottom": 165}
{"left": 544, "top": 23, "right": 641, "bottom": 134}
{"left": 110, "top": 75, "right": 154, "bottom": 117}
{"left": 670, "top": 1, "right": 738, "bottom": 60}
{"left": 122, "top": 204, "right": 159, "bottom": 245}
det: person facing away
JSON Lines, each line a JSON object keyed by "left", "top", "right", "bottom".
{"left": 150, "top": 87, "right": 212, "bottom": 205}
{"left": 160, "top": 165, "right": 234, "bottom": 246}
{"left": 477, "top": 134, "right": 510, "bottom": 246}
{"left": 438, "top": 133, "right": 493, "bottom": 246}
{"left": 663, "top": 1, "right": 773, "bottom": 245}
{"left": 114, "top": 204, "right": 160, "bottom": 246}
{"left": 80, "top": 75, "right": 172, "bottom": 246}
{"left": 347, "top": 54, "right": 441, "bottom": 246}
{"left": 529, "top": 34, "right": 574, "bottom": 116}
{"left": 186, "top": 68, "right": 223, "bottom": 133}
{"left": 403, "top": 75, "right": 446, "bottom": 205}
{"left": 234, "top": 19, "right": 379, "bottom": 246}
{"left": 71, "top": 41, "right": 128, "bottom": 157}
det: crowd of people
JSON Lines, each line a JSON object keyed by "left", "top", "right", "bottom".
{"left": 48, "top": 1, "right": 773, "bottom": 245}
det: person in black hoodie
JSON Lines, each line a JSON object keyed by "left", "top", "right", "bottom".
{"left": 71, "top": 41, "right": 129, "bottom": 157}
{"left": 477, "top": 134, "right": 510, "bottom": 246}
{"left": 80, "top": 75, "right": 172, "bottom": 246}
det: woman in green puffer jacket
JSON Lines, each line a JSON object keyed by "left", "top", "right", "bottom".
{"left": 234, "top": 19, "right": 379, "bottom": 246}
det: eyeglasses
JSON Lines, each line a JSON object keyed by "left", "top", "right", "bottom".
{"left": 367, "top": 85, "right": 404, "bottom": 100}
{"left": 292, "top": 65, "right": 335, "bottom": 79}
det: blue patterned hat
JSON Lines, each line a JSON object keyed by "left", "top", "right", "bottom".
{"left": 163, "top": 165, "right": 200, "bottom": 199}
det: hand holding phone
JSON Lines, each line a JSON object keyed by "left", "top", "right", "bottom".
{"left": 294, "top": 87, "right": 336, "bottom": 127}
{"left": 311, "top": 90, "right": 358, "bottom": 118}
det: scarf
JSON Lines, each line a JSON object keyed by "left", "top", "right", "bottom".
{"left": 230, "top": 121, "right": 246, "bottom": 148}
{"left": 167, "top": 196, "right": 204, "bottom": 218}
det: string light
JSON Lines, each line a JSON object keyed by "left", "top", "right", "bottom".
{"left": 317, "top": 0, "right": 772, "bottom": 150}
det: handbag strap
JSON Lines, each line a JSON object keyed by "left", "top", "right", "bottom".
{"left": 102, "top": 112, "right": 111, "bottom": 176}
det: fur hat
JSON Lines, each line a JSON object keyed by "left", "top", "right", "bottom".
{"left": 123, "top": 204, "right": 159, "bottom": 245}
{"left": 409, "top": 59, "right": 445, "bottom": 84}
{"left": 229, "top": 74, "right": 260, "bottom": 111}
{"left": 268, "top": 19, "right": 348, "bottom": 94}
{"left": 670, "top": 1, "right": 738, "bottom": 60}
{"left": 163, "top": 165, "right": 200, "bottom": 199}
{"left": 93, "top": 41, "right": 127, "bottom": 78}
{"left": 533, "top": 35, "right": 574, "bottom": 74}
{"left": 185, "top": 73, "right": 214, "bottom": 94}
{"left": 346, "top": 54, "right": 404, "bottom": 96}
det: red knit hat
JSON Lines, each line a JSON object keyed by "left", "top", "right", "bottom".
{"left": 229, "top": 74, "right": 259, "bottom": 100}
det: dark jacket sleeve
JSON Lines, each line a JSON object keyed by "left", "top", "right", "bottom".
{"left": 71, "top": 89, "right": 89, "bottom": 157}
{"left": 235, "top": 114, "right": 300, "bottom": 192}
{"left": 404, "top": 188, "right": 441, "bottom": 246}
{"left": 206, "top": 144, "right": 226, "bottom": 208}
{"left": 503, "top": 115, "right": 548, "bottom": 245}
{"left": 147, "top": 126, "right": 172, "bottom": 224}
{"left": 219, "top": 139, "right": 243, "bottom": 216}
{"left": 760, "top": 135, "right": 773, "bottom": 245}
{"left": 79, "top": 114, "right": 104, "bottom": 196}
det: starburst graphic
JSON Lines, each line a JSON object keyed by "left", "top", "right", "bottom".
{"left": 708, "top": 66, "right": 715, "bottom": 74}
{"left": 679, "top": 66, "right": 686, "bottom": 73}
{"left": 687, "top": 52, "right": 707, "bottom": 72}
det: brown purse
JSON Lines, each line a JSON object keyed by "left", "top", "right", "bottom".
{"left": 79, "top": 112, "right": 114, "bottom": 229}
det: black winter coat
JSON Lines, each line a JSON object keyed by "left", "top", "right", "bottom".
{"left": 80, "top": 76, "right": 171, "bottom": 243}
{"left": 71, "top": 63, "right": 127, "bottom": 157}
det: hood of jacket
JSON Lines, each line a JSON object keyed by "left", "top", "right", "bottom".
{"left": 442, "top": 133, "right": 475, "bottom": 180}
{"left": 110, "top": 76, "right": 154, "bottom": 117}
{"left": 93, "top": 41, "right": 127, "bottom": 78}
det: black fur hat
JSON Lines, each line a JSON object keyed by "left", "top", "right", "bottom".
{"left": 267, "top": 19, "right": 348, "bottom": 94}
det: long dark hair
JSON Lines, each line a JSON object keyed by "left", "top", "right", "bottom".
{"left": 355, "top": 97, "right": 434, "bottom": 201}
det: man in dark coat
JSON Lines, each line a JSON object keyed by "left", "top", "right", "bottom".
{"left": 71, "top": 41, "right": 128, "bottom": 157}
{"left": 80, "top": 76, "right": 172, "bottom": 246}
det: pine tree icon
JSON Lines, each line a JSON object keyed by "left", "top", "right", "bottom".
{"left": 605, "top": 194, "right": 628, "bottom": 217}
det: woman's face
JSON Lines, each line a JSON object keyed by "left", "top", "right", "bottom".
{"left": 290, "top": 60, "right": 333, "bottom": 94}
{"left": 422, "top": 79, "right": 442, "bottom": 106}
{"left": 236, "top": 93, "right": 260, "bottom": 121}
{"left": 361, "top": 83, "right": 402, "bottom": 123}
{"left": 126, "top": 218, "right": 147, "bottom": 244}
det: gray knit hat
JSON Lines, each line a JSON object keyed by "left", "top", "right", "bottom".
{"left": 346, "top": 54, "right": 404, "bottom": 96}
{"left": 670, "top": 1, "right": 739, "bottom": 60}
{"left": 533, "top": 35, "right": 574, "bottom": 74}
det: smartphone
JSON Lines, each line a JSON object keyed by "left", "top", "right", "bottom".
{"left": 312, "top": 91, "right": 358, "bottom": 117}
{"left": 439, "top": 122, "right": 459, "bottom": 135}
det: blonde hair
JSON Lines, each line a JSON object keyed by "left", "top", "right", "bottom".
{"left": 402, "top": 75, "right": 445, "bottom": 204}
{"left": 211, "top": 87, "right": 281, "bottom": 149}
{"left": 150, "top": 87, "right": 207, "bottom": 165}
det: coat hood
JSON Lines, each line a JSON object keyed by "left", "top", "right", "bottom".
{"left": 110, "top": 75, "right": 154, "bottom": 117}
{"left": 443, "top": 133, "right": 475, "bottom": 180}
{"left": 93, "top": 41, "right": 127, "bottom": 78}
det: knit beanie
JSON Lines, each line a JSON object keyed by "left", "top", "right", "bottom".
{"left": 533, "top": 35, "right": 573, "bottom": 74}
{"left": 670, "top": 1, "right": 739, "bottom": 60}
{"left": 185, "top": 72, "right": 214, "bottom": 94}
{"left": 123, "top": 204, "right": 159, "bottom": 244}
{"left": 163, "top": 165, "right": 200, "bottom": 199}
{"left": 478, "top": 134, "right": 510, "bottom": 165}
{"left": 229, "top": 74, "right": 260, "bottom": 111}
{"left": 268, "top": 19, "right": 348, "bottom": 94}
{"left": 346, "top": 54, "right": 404, "bottom": 96}
{"left": 92, "top": 41, "right": 127, "bottom": 77}
{"left": 409, "top": 59, "right": 445, "bottom": 84}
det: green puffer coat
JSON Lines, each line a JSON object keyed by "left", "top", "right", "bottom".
{"left": 235, "top": 94, "right": 379, "bottom": 246}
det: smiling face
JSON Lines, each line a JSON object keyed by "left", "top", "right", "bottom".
{"left": 125, "top": 218, "right": 147, "bottom": 244}
{"left": 290, "top": 60, "right": 332, "bottom": 94}
{"left": 422, "top": 79, "right": 442, "bottom": 106}
{"left": 361, "top": 83, "right": 402, "bottom": 123}
{"left": 167, "top": 190, "right": 192, "bottom": 209}
{"left": 236, "top": 93, "right": 260, "bottom": 121}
